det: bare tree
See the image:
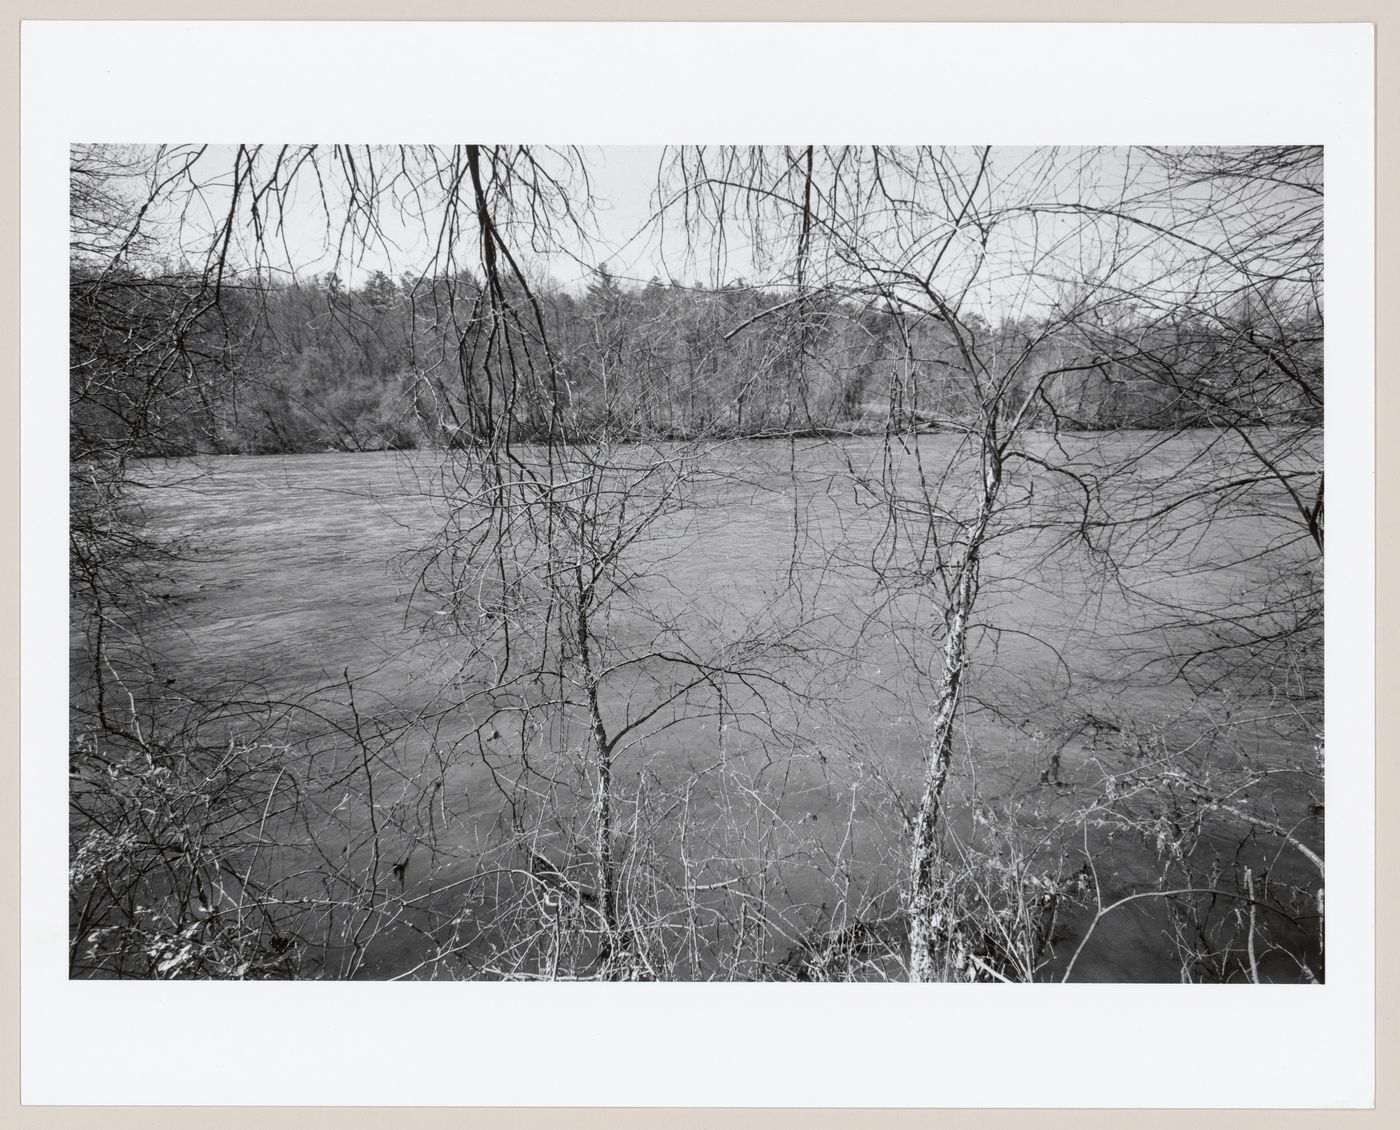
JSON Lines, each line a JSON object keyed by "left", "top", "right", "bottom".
{"left": 659, "top": 145, "right": 1323, "bottom": 981}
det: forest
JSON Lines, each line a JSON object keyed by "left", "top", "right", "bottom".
{"left": 69, "top": 144, "right": 1324, "bottom": 982}
{"left": 74, "top": 257, "right": 1320, "bottom": 457}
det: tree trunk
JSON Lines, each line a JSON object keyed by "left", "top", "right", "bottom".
{"left": 907, "top": 453, "right": 1000, "bottom": 982}
{"left": 573, "top": 558, "right": 617, "bottom": 939}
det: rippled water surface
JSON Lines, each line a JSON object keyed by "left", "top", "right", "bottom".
{"left": 120, "top": 432, "right": 1321, "bottom": 980}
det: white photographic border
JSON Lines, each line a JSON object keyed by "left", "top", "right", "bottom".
{"left": 20, "top": 20, "right": 1376, "bottom": 1108}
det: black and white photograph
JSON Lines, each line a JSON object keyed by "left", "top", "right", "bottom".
{"left": 21, "top": 17, "right": 1377, "bottom": 1112}
{"left": 67, "top": 141, "right": 1326, "bottom": 984}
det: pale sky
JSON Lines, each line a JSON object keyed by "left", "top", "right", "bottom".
{"left": 82, "top": 143, "right": 1319, "bottom": 325}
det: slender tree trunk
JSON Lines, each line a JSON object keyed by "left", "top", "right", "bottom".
{"left": 907, "top": 449, "right": 1001, "bottom": 982}
{"left": 573, "top": 557, "right": 617, "bottom": 939}
{"left": 589, "top": 674, "right": 615, "bottom": 935}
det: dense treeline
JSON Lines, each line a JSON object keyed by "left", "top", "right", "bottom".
{"left": 71, "top": 260, "right": 1322, "bottom": 458}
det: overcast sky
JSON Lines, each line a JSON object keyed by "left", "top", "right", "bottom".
{"left": 83, "top": 144, "right": 1317, "bottom": 326}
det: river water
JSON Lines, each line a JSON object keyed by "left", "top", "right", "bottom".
{"left": 122, "top": 430, "right": 1322, "bottom": 981}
